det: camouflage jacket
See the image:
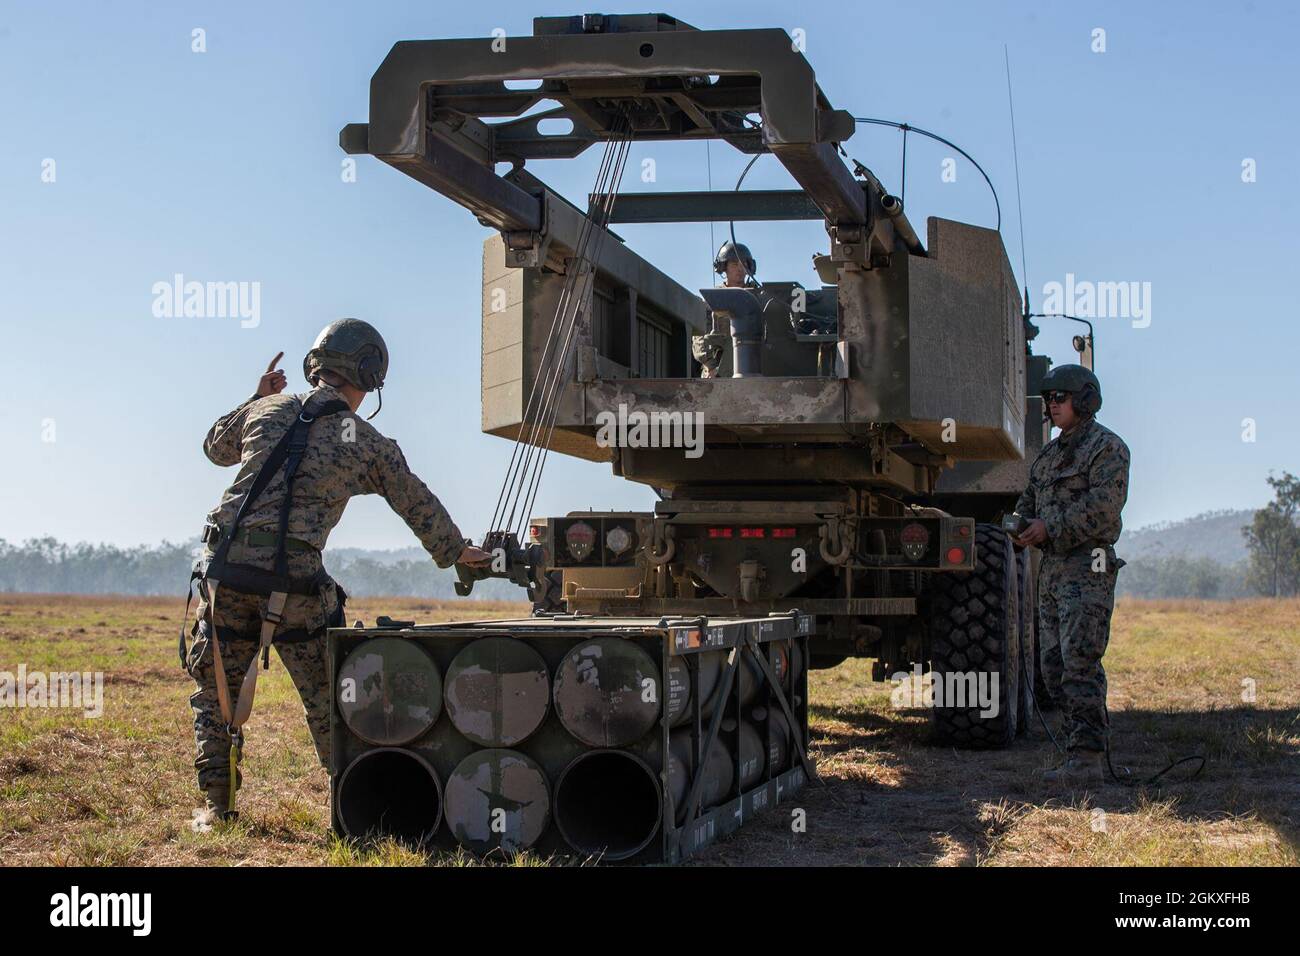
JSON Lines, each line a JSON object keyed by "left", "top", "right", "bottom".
{"left": 1013, "top": 417, "right": 1130, "bottom": 559}
{"left": 691, "top": 330, "right": 729, "bottom": 377}
{"left": 203, "top": 385, "right": 465, "bottom": 568}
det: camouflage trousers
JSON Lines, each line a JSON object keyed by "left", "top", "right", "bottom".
{"left": 185, "top": 576, "right": 340, "bottom": 793}
{"left": 1036, "top": 550, "right": 1118, "bottom": 754}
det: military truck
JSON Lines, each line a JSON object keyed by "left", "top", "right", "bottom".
{"left": 340, "top": 12, "right": 1058, "bottom": 750}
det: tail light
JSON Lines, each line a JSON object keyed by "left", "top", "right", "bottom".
{"left": 564, "top": 521, "right": 597, "bottom": 561}
{"left": 900, "top": 522, "right": 930, "bottom": 561}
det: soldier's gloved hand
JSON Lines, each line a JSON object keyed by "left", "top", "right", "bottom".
{"left": 257, "top": 352, "right": 287, "bottom": 397}
{"left": 457, "top": 545, "right": 494, "bottom": 568}
{"left": 1015, "top": 518, "right": 1048, "bottom": 548}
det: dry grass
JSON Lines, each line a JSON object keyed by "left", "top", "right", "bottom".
{"left": 0, "top": 594, "right": 1296, "bottom": 866}
{"left": 0, "top": 595, "right": 529, "bottom": 867}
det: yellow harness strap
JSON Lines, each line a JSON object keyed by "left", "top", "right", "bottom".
{"left": 205, "top": 582, "right": 289, "bottom": 820}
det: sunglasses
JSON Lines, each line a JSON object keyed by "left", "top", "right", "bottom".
{"left": 1043, "top": 390, "right": 1073, "bottom": 405}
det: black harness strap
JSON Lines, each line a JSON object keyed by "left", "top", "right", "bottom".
{"left": 205, "top": 393, "right": 350, "bottom": 585}
{"left": 210, "top": 564, "right": 333, "bottom": 597}
{"left": 214, "top": 624, "right": 323, "bottom": 645}
{"left": 179, "top": 392, "right": 350, "bottom": 667}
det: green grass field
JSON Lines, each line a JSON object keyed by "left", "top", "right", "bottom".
{"left": 0, "top": 595, "right": 1295, "bottom": 866}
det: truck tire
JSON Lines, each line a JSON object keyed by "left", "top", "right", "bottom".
{"left": 926, "top": 524, "right": 1020, "bottom": 748}
{"left": 1020, "top": 549, "right": 1058, "bottom": 713}
{"left": 1016, "top": 547, "right": 1037, "bottom": 735}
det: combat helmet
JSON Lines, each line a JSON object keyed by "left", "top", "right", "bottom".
{"left": 1040, "top": 363, "right": 1102, "bottom": 416}
{"left": 303, "top": 319, "right": 388, "bottom": 392}
{"left": 713, "top": 240, "right": 756, "bottom": 277}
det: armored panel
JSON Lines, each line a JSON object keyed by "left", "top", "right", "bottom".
{"left": 480, "top": 222, "right": 708, "bottom": 463}
{"left": 935, "top": 397, "right": 1048, "bottom": 496}
{"left": 481, "top": 238, "right": 569, "bottom": 435}
{"left": 898, "top": 218, "right": 1026, "bottom": 460}
{"left": 935, "top": 355, "right": 1052, "bottom": 497}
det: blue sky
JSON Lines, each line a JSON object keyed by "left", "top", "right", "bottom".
{"left": 1, "top": 0, "right": 1296, "bottom": 551}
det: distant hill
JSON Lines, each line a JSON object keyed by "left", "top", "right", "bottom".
{"left": 1113, "top": 510, "right": 1255, "bottom": 599}
{"left": 1118, "top": 509, "right": 1253, "bottom": 565}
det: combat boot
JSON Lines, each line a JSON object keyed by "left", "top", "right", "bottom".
{"left": 190, "top": 785, "right": 236, "bottom": 832}
{"left": 1042, "top": 750, "right": 1104, "bottom": 788}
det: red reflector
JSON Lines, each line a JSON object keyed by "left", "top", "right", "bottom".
{"left": 740, "top": 527, "right": 765, "bottom": 538}
{"left": 946, "top": 546, "right": 967, "bottom": 564}
{"left": 899, "top": 522, "right": 929, "bottom": 545}
{"left": 957, "top": 524, "right": 971, "bottom": 538}
{"left": 708, "top": 527, "right": 733, "bottom": 539}
{"left": 772, "top": 527, "right": 797, "bottom": 538}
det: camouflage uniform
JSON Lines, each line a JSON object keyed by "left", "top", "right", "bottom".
{"left": 691, "top": 330, "right": 729, "bottom": 378}
{"left": 187, "top": 384, "right": 465, "bottom": 792}
{"left": 1014, "top": 416, "right": 1130, "bottom": 754}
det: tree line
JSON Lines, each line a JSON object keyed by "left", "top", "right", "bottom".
{"left": 2, "top": 475, "right": 1297, "bottom": 600}
{"left": 0, "top": 537, "right": 518, "bottom": 600}
{"left": 1242, "top": 472, "right": 1300, "bottom": 597}
{"left": 1115, "top": 554, "right": 1251, "bottom": 600}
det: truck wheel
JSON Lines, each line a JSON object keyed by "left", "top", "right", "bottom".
{"left": 926, "top": 524, "right": 1020, "bottom": 748}
{"left": 1016, "top": 547, "right": 1037, "bottom": 735}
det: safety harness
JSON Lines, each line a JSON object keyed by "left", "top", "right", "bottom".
{"left": 180, "top": 391, "right": 350, "bottom": 818}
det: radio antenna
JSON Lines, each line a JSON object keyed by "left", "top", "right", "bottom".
{"left": 1004, "top": 44, "right": 1029, "bottom": 297}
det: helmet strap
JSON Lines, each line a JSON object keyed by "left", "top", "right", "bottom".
{"left": 365, "top": 387, "right": 382, "bottom": 421}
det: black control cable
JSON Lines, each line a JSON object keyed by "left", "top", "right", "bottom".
{"left": 1013, "top": 565, "right": 1206, "bottom": 788}
{"left": 724, "top": 115, "right": 765, "bottom": 290}
{"left": 848, "top": 117, "right": 1003, "bottom": 233}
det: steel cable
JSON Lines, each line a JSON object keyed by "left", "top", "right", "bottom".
{"left": 487, "top": 126, "right": 624, "bottom": 535}
{"left": 514, "top": 127, "right": 633, "bottom": 538}
{"left": 504, "top": 129, "right": 629, "bottom": 534}
{"left": 489, "top": 116, "right": 633, "bottom": 540}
